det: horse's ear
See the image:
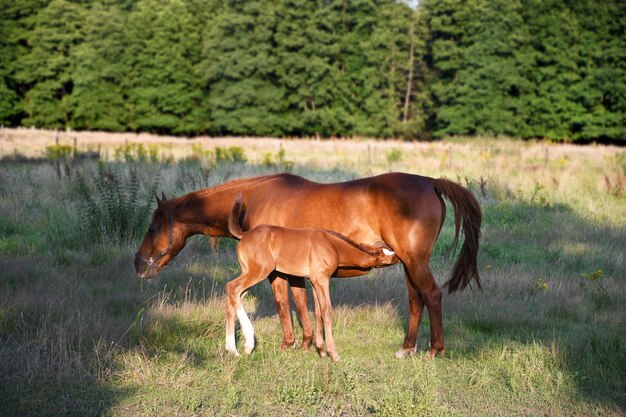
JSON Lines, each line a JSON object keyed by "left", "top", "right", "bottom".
{"left": 161, "top": 192, "right": 168, "bottom": 202}
{"left": 155, "top": 193, "right": 164, "bottom": 209}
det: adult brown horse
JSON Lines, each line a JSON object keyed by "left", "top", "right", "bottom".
{"left": 134, "top": 172, "right": 481, "bottom": 359}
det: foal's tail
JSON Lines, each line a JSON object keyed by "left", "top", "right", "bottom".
{"left": 432, "top": 178, "right": 482, "bottom": 293}
{"left": 228, "top": 193, "right": 245, "bottom": 239}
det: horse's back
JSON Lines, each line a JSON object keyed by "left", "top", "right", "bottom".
{"left": 246, "top": 173, "right": 442, "bottom": 248}
{"left": 269, "top": 172, "right": 440, "bottom": 221}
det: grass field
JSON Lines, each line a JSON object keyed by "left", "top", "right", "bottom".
{"left": 0, "top": 128, "right": 625, "bottom": 416}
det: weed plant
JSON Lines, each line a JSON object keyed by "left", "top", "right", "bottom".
{"left": 75, "top": 162, "right": 159, "bottom": 246}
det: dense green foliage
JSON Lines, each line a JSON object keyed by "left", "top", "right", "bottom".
{"left": 1, "top": 0, "right": 624, "bottom": 142}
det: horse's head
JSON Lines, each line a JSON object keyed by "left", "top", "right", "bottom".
{"left": 134, "top": 193, "right": 186, "bottom": 279}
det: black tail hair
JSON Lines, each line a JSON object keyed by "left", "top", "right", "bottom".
{"left": 433, "top": 178, "right": 482, "bottom": 293}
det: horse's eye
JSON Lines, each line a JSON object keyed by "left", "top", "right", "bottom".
{"left": 148, "top": 226, "right": 158, "bottom": 234}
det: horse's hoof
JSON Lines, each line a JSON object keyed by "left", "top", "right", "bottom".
{"left": 395, "top": 347, "right": 415, "bottom": 359}
{"left": 424, "top": 347, "right": 446, "bottom": 361}
{"left": 243, "top": 345, "right": 254, "bottom": 355}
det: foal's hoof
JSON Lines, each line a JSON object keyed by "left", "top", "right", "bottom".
{"left": 394, "top": 347, "right": 416, "bottom": 359}
{"left": 329, "top": 353, "right": 341, "bottom": 363}
{"left": 226, "top": 349, "right": 241, "bottom": 357}
{"left": 301, "top": 337, "right": 313, "bottom": 352}
{"left": 280, "top": 339, "right": 297, "bottom": 351}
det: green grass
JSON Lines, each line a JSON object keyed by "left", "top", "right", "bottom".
{"left": 0, "top": 136, "right": 624, "bottom": 416}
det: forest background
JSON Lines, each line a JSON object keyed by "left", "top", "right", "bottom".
{"left": 1, "top": 0, "right": 624, "bottom": 143}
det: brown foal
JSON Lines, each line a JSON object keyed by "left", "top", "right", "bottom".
{"left": 225, "top": 194, "right": 398, "bottom": 361}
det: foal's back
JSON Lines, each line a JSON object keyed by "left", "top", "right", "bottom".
{"left": 238, "top": 225, "right": 341, "bottom": 277}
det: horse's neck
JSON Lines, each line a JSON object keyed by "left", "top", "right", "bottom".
{"left": 176, "top": 179, "right": 261, "bottom": 237}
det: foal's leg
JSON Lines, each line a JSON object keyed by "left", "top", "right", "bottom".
{"left": 225, "top": 269, "right": 270, "bottom": 356}
{"left": 225, "top": 274, "right": 244, "bottom": 356}
{"left": 237, "top": 291, "right": 256, "bottom": 355}
{"left": 311, "top": 274, "right": 340, "bottom": 362}
{"left": 310, "top": 286, "right": 325, "bottom": 357}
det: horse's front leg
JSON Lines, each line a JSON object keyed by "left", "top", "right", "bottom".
{"left": 269, "top": 273, "right": 296, "bottom": 350}
{"left": 288, "top": 276, "right": 314, "bottom": 350}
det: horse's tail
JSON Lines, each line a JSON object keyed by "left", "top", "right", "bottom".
{"left": 228, "top": 193, "right": 245, "bottom": 239}
{"left": 432, "top": 178, "right": 482, "bottom": 293}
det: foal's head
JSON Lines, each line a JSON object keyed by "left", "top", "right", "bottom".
{"left": 134, "top": 193, "right": 186, "bottom": 279}
{"left": 373, "top": 241, "right": 400, "bottom": 267}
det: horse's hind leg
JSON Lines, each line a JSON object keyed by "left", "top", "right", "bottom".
{"left": 395, "top": 267, "right": 426, "bottom": 359}
{"left": 401, "top": 260, "right": 445, "bottom": 360}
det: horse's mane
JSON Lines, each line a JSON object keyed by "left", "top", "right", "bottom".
{"left": 172, "top": 174, "right": 283, "bottom": 207}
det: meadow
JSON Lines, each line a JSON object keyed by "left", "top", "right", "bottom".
{"left": 0, "top": 128, "right": 624, "bottom": 416}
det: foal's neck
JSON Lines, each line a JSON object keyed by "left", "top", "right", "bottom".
{"left": 326, "top": 233, "right": 380, "bottom": 269}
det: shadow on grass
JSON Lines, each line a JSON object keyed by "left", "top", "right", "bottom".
{"left": 0, "top": 371, "right": 135, "bottom": 417}
{"left": 439, "top": 196, "right": 624, "bottom": 410}
{"left": 0, "top": 252, "right": 142, "bottom": 417}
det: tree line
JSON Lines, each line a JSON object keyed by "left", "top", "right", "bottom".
{"left": 1, "top": 0, "right": 624, "bottom": 142}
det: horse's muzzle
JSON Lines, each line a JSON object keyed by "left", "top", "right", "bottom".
{"left": 134, "top": 252, "right": 157, "bottom": 279}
